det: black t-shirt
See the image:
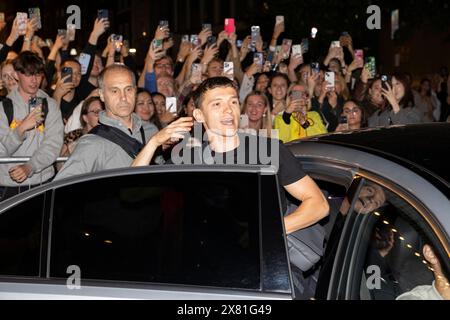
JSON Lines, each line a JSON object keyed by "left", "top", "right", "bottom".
{"left": 168, "top": 132, "right": 306, "bottom": 212}
{"left": 60, "top": 94, "right": 82, "bottom": 121}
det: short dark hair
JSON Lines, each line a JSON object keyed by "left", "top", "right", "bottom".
{"left": 12, "top": 51, "right": 45, "bottom": 75}
{"left": 192, "top": 77, "right": 238, "bottom": 109}
{"left": 61, "top": 57, "right": 81, "bottom": 69}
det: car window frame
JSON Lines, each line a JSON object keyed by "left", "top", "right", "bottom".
{"left": 0, "top": 190, "right": 50, "bottom": 280}
{"left": 337, "top": 170, "right": 450, "bottom": 300}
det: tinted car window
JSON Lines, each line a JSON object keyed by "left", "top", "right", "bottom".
{"left": 347, "top": 180, "right": 448, "bottom": 300}
{"left": 50, "top": 172, "right": 261, "bottom": 289}
{"left": 0, "top": 194, "right": 46, "bottom": 276}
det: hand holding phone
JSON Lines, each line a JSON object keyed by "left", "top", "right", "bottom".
{"left": 61, "top": 67, "right": 73, "bottom": 83}
{"left": 97, "top": 9, "right": 109, "bottom": 21}
{"left": 166, "top": 97, "right": 177, "bottom": 114}
{"left": 67, "top": 24, "right": 76, "bottom": 41}
{"left": 325, "top": 72, "right": 335, "bottom": 90}
{"left": 28, "top": 8, "right": 41, "bottom": 30}
{"left": 223, "top": 62, "right": 234, "bottom": 80}
{"left": 191, "top": 63, "right": 203, "bottom": 84}
{"left": 239, "top": 114, "right": 249, "bottom": 129}
{"left": 338, "top": 115, "right": 348, "bottom": 130}
{"left": 224, "top": 18, "right": 235, "bottom": 35}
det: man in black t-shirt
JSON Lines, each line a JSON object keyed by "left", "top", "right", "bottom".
{"left": 133, "top": 77, "right": 329, "bottom": 234}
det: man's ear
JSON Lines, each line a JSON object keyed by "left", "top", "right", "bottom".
{"left": 98, "top": 89, "right": 105, "bottom": 102}
{"left": 193, "top": 108, "right": 205, "bottom": 123}
{"left": 267, "top": 86, "right": 272, "bottom": 95}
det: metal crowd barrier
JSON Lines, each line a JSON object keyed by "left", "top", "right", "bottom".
{"left": 0, "top": 157, "right": 68, "bottom": 163}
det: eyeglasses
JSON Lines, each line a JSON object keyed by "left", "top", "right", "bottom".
{"left": 290, "top": 91, "right": 309, "bottom": 99}
{"left": 87, "top": 109, "right": 103, "bottom": 115}
{"left": 343, "top": 108, "right": 361, "bottom": 114}
{"left": 155, "top": 64, "right": 173, "bottom": 69}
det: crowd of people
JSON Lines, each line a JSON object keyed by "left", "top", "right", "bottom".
{"left": 0, "top": 9, "right": 449, "bottom": 300}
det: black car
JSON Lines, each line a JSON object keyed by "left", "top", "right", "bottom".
{"left": 0, "top": 124, "right": 448, "bottom": 299}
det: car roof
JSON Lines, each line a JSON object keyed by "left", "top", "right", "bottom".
{"left": 289, "top": 123, "right": 450, "bottom": 191}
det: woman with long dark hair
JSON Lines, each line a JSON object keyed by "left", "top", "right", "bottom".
{"left": 368, "top": 73, "right": 422, "bottom": 127}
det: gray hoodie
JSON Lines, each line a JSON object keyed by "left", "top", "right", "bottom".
{"left": 0, "top": 88, "right": 64, "bottom": 187}
{"left": 55, "top": 112, "right": 149, "bottom": 181}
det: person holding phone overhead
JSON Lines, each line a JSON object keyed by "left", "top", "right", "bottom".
{"left": 274, "top": 82, "right": 327, "bottom": 142}
{"left": 0, "top": 51, "right": 63, "bottom": 201}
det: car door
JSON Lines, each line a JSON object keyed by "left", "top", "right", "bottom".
{"left": 0, "top": 166, "right": 292, "bottom": 299}
{"left": 330, "top": 174, "right": 450, "bottom": 300}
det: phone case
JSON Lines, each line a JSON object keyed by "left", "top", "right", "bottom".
{"left": 282, "top": 39, "right": 292, "bottom": 59}
{"left": 331, "top": 41, "right": 340, "bottom": 48}
{"left": 224, "top": 18, "right": 235, "bottom": 34}
{"left": 17, "top": 12, "right": 28, "bottom": 36}
{"left": 78, "top": 53, "right": 91, "bottom": 75}
{"left": 166, "top": 97, "right": 177, "bottom": 114}
{"left": 355, "top": 50, "right": 364, "bottom": 60}
{"left": 325, "top": 72, "right": 335, "bottom": 88}
{"left": 97, "top": 9, "right": 108, "bottom": 20}
{"left": 311, "top": 62, "right": 320, "bottom": 74}
{"left": 253, "top": 52, "right": 263, "bottom": 66}
{"left": 61, "top": 67, "right": 73, "bottom": 83}
{"left": 292, "top": 44, "right": 302, "bottom": 56}
{"left": 301, "top": 38, "right": 309, "bottom": 53}
{"left": 276, "top": 16, "right": 284, "bottom": 25}
{"left": 223, "top": 62, "right": 234, "bottom": 79}
{"left": 239, "top": 114, "right": 249, "bottom": 129}
{"left": 152, "top": 39, "right": 163, "bottom": 51}
{"left": 28, "top": 8, "right": 42, "bottom": 30}
{"left": 67, "top": 24, "right": 76, "bottom": 41}
{"left": 191, "top": 64, "right": 202, "bottom": 84}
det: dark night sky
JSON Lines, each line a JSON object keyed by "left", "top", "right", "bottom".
{"left": 1, "top": 0, "right": 449, "bottom": 74}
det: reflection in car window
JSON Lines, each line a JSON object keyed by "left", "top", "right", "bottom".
{"left": 50, "top": 172, "right": 260, "bottom": 290}
{"left": 0, "top": 194, "right": 45, "bottom": 277}
{"left": 356, "top": 181, "right": 448, "bottom": 300}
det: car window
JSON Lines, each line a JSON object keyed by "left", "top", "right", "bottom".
{"left": 50, "top": 172, "right": 261, "bottom": 290}
{"left": 0, "top": 194, "right": 46, "bottom": 277}
{"left": 350, "top": 180, "right": 448, "bottom": 300}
